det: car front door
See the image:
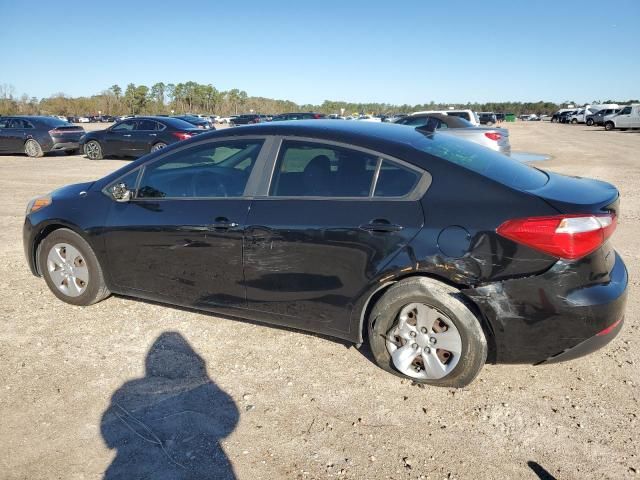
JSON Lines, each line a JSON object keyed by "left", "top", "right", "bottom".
{"left": 104, "top": 120, "right": 136, "bottom": 156}
{"left": 242, "top": 139, "right": 427, "bottom": 338}
{"left": 102, "top": 137, "right": 268, "bottom": 310}
{"left": 616, "top": 106, "right": 632, "bottom": 127}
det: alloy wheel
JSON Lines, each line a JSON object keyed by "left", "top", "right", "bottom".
{"left": 151, "top": 142, "right": 167, "bottom": 152}
{"left": 46, "top": 243, "right": 89, "bottom": 297}
{"left": 85, "top": 141, "right": 101, "bottom": 159}
{"left": 25, "top": 140, "right": 40, "bottom": 157}
{"left": 386, "top": 303, "right": 462, "bottom": 380}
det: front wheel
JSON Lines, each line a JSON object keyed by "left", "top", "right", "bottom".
{"left": 604, "top": 122, "right": 615, "bottom": 131}
{"left": 84, "top": 140, "right": 104, "bottom": 160}
{"left": 586, "top": 119, "right": 594, "bottom": 126}
{"left": 38, "top": 228, "right": 110, "bottom": 306}
{"left": 24, "top": 139, "right": 44, "bottom": 158}
{"left": 571, "top": 118, "right": 578, "bottom": 124}
{"left": 368, "top": 277, "right": 487, "bottom": 388}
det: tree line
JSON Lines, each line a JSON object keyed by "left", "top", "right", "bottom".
{"left": 0, "top": 82, "right": 637, "bottom": 117}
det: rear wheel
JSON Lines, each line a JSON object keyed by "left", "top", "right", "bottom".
{"left": 368, "top": 277, "right": 487, "bottom": 388}
{"left": 571, "top": 118, "right": 578, "bottom": 124}
{"left": 150, "top": 142, "right": 167, "bottom": 153}
{"left": 38, "top": 228, "right": 110, "bottom": 306}
{"left": 604, "top": 121, "right": 615, "bottom": 131}
{"left": 24, "top": 139, "right": 43, "bottom": 158}
{"left": 84, "top": 140, "right": 103, "bottom": 160}
{"left": 586, "top": 118, "right": 594, "bottom": 126}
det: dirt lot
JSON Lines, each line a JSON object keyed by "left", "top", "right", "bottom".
{"left": 0, "top": 122, "right": 638, "bottom": 479}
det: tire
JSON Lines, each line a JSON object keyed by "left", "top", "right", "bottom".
{"left": 571, "top": 118, "right": 578, "bottom": 124}
{"left": 24, "top": 139, "right": 44, "bottom": 158}
{"left": 586, "top": 118, "right": 594, "bottom": 126}
{"left": 150, "top": 142, "right": 167, "bottom": 153}
{"left": 368, "top": 277, "right": 487, "bottom": 388}
{"left": 65, "top": 149, "right": 80, "bottom": 155}
{"left": 604, "top": 122, "right": 615, "bottom": 131}
{"left": 84, "top": 140, "right": 104, "bottom": 160}
{"left": 38, "top": 228, "right": 110, "bottom": 306}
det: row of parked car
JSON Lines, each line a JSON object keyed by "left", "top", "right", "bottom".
{"left": 550, "top": 104, "right": 640, "bottom": 130}
{"left": 0, "top": 109, "right": 514, "bottom": 159}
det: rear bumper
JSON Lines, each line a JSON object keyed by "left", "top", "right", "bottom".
{"left": 50, "top": 141, "right": 80, "bottom": 151}
{"left": 463, "top": 250, "right": 628, "bottom": 364}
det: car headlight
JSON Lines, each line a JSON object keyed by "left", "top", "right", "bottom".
{"left": 26, "top": 195, "right": 52, "bottom": 215}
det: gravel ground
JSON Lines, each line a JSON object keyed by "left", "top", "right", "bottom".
{"left": 0, "top": 122, "right": 638, "bottom": 479}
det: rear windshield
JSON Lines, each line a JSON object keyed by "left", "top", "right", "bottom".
{"left": 164, "top": 117, "right": 200, "bottom": 129}
{"left": 412, "top": 133, "right": 548, "bottom": 190}
{"left": 39, "top": 117, "right": 71, "bottom": 127}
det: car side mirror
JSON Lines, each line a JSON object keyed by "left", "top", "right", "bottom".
{"left": 110, "top": 183, "right": 132, "bottom": 202}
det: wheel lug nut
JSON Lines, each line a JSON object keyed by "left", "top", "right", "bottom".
{"left": 412, "top": 343, "right": 418, "bottom": 350}
{"left": 430, "top": 337, "right": 437, "bottom": 344}
{"left": 409, "top": 331, "right": 416, "bottom": 337}
{"left": 424, "top": 346, "right": 430, "bottom": 354}
{"left": 420, "top": 327, "right": 427, "bottom": 334}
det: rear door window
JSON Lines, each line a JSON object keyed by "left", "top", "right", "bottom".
{"left": 374, "top": 160, "right": 420, "bottom": 197}
{"left": 135, "top": 120, "right": 158, "bottom": 131}
{"left": 270, "top": 141, "right": 378, "bottom": 197}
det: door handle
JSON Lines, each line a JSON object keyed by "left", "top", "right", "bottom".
{"left": 149, "top": 133, "right": 156, "bottom": 136}
{"left": 359, "top": 219, "right": 404, "bottom": 233}
{"left": 210, "top": 217, "right": 239, "bottom": 230}
{"left": 123, "top": 134, "right": 132, "bottom": 137}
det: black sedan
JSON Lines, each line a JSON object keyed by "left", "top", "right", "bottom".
{"left": 230, "top": 114, "right": 262, "bottom": 125}
{"left": 0, "top": 116, "right": 84, "bottom": 157}
{"left": 80, "top": 116, "right": 203, "bottom": 159}
{"left": 23, "top": 121, "right": 627, "bottom": 387}
{"left": 172, "top": 115, "right": 213, "bottom": 130}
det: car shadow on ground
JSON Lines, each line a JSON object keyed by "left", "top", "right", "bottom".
{"left": 100, "top": 331, "right": 239, "bottom": 479}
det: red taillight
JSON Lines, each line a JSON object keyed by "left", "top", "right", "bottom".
{"left": 496, "top": 213, "right": 616, "bottom": 260}
{"left": 313, "top": 114, "right": 322, "bottom": 119}
{"left": 172, "top": 132, "right": 193, "bottom": 141}
{"left": 484, "top": 132, "right": 502, "bottom": 141}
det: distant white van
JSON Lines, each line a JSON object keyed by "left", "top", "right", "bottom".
{"left": 412, "top": 109, "right": 480, "bottom": 126}
{"left": 604, "top": 104, "right": 640, "bottom": 131}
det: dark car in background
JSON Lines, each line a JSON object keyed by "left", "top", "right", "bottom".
{"left": 478, "top": 112, "right": 497, "bottom": 125}
{"left": 586, "top": 108, "right": 621, "bottom": 126}
{"left": 172, "top": 115, "right": 213, "bottom": 130}
{"left": 80, "top": 116, "right": 203, "bottom": 159}
{"left": 23, "top": 120, "right": 626, "bottom": 388}
{"left": 230, "top": 114, "right": 262, "bottom": 125}
{"left": 0, "top": 116, "right": 84, "bottom": 157}
{"left": 271, "top": 112, "right": 326, "bottom": 121}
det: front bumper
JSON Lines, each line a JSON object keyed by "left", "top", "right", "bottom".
{"left": 463, "top": 250, "right": 628, "bottom": 364}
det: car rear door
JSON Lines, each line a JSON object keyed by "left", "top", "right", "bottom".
{"left": 130, "top": 119, "right": 159, "bottom": 155}
{"left": 2, "top": 118, "right": 27, "bottom": 152}
{"left": 102, "top": 137, "right": 269, "bottom": 310}
{"left": 242, "top": 138, "right": 427, "bottom": 338}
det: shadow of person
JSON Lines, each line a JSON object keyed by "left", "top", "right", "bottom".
{"left": 100, "top": 332, "right": 239, "bottom": 479}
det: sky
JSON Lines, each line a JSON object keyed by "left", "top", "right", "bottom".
{"left": 1, "top": 0, "right": 638, "bottom": 105}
